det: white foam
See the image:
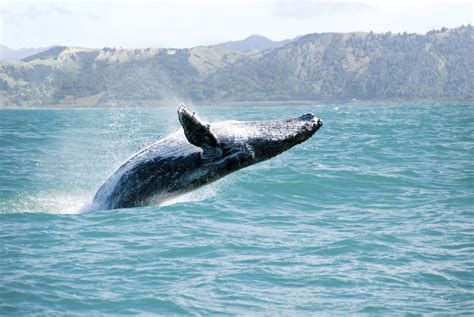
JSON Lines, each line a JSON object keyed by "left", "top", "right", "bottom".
{"left": 0, "top": 192, "right": 90, "bottom": 215}
{"left": 158, "top": 186, "right": 218, "bottom": 207}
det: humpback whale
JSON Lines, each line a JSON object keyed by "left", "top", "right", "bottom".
{"left": 91, "top": 105, "right": 323, "bottom": 210}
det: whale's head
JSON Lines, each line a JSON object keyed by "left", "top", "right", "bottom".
{"left": 178, "top": 105, "right": 323, "bottom": 169}
{"left": 227, "top": 112, "right": 323, "bottom": 163}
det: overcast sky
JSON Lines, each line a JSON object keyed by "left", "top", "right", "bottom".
{"left": 1, "top": 0, "right": 472, "bottom": 49}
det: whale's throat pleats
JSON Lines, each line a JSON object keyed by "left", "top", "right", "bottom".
{"left": 178, "top": 105, "right": 223, "bottom": 160}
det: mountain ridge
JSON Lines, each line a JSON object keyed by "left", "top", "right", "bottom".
{"left": 0, "top": 26, "right": 472, "bottom": 107}
{"left": 216, "top": 34, "right": 296, "bottom": 52}
{"left": 0, "top": 45, "right": 59, "bottom": 62}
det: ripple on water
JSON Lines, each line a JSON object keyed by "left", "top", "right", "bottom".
{"left": 1, "top": 104, "right": 473, "bottom": 314}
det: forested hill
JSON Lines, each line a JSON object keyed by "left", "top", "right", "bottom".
{"left": 0, "top": 26, "right": 472, "bottom": 107}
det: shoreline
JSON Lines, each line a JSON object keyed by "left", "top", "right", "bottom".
{"left": 1, "top": 99, "right": 473, "bottom": 109}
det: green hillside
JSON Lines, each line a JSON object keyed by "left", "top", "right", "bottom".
{"left": 0, "top": 26, "right": 472, "bottom": 107}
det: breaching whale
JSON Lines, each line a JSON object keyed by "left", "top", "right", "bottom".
{"left": 91, "top": 105, "right": 323, "bottom": 210}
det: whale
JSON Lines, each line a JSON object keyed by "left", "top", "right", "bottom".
{"left": 90, "top": 105, "right": 323, "bottom": 210}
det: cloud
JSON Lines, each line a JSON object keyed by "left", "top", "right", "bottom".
{"left": 273, "top": 0, "right": 372, "bottom": 19}
{"left": 0, "top": 1, "right": 105, "bottom": 49}
{"left": 0, "top": 0, "right": 471, "bottom": 49}
{"left": 0, "top": 1, "right": 100, "bottom": 22}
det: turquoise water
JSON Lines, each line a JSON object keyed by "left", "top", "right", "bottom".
{"left": 1, "top": 104, "right": 473, "bottom": 315}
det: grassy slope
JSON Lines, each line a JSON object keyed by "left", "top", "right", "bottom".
{"left": 0, "top": 26, "right": 472, "bottom": 107}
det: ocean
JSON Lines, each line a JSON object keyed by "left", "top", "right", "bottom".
{"left": 0, "top": 104, "right": 473, "bottom": 315}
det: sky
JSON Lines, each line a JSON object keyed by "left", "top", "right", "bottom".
{"left": 1, "top": 0, "right": 472, "bottom": 49}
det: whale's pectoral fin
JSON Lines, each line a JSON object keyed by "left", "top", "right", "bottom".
{"left": 178, "top": 105, "right": 223, "bottom": 160}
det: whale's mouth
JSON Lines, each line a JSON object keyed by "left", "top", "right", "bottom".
{"left": 297, "top": 112, "right": 323, "bottom": 131}
{"left": 210, "top": 111, "right": 324, "bottom": 163}
{"left": 304, "top": 113, "right": 324, "bottom": 128}
{"left": 283, "top": 112, "right": 323, "bottom": 138}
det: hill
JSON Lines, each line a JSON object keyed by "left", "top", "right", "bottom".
{"left": 0, "top": 26, "right": 472, "bottom": 107}
{"left": 0, "top": 45, "right": 58, "bottom": 62}
{"left": 217, "top": 34, "right": 294, "bottom": 52}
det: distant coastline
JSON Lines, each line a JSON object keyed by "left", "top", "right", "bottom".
{"left": 1, "top": 25, "right": 472, "bottom": 108}
{"left": 1, "top": 98, "right": 473, "bottom": 109}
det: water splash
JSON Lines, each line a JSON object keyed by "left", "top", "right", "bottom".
{"left": 0, "top": 192, "right": 89, "bottom": 214}
{"left": 158, "top": 183, "right": 221, "bottom": 207}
